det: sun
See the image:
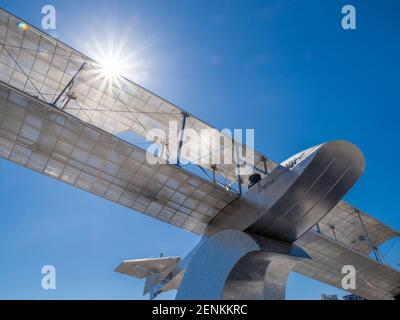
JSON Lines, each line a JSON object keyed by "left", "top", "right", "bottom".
{"left": 72, "top": 11, "right": 156, "bottom": 90}
{"left": 85, "top": 34, "right": 138, "bottom": 92}
{"left": 98, "top": 55, "right": 124, "bottom": 81}
{"left": 87, "top": 48, "right": 129, "bottom": 92}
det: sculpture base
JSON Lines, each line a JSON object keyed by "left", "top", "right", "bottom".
{"left": 176, "top": 230, "right": 309, "bottom": 300}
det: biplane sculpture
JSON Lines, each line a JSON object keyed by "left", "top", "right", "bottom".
{"left": 0, "top": 8, "right": 399, "bottom": 300}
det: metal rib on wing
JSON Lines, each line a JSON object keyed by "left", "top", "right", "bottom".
{"left": 294, "top": 231, "right": 400, "bottom": 300}
{"left": 0, "top": 8, "right": 278, "bottom": 187}
{"left": 0, "top": 10, "right": 86, "bottom": 102}
{"left": 317, "top": 201, "right": 399, "bottom": 256}
{"left": 0, "top": 81, "right": 236, "bottom": 235}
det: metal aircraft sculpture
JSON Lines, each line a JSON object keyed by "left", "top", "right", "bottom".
{"left": 0, "top": 8, "right": 399, "bottom": 300}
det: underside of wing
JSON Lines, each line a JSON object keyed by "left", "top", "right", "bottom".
{"left": 0, "top": 82, "right": 236, "bottom": 235}
{"left": 317, "top": 201, "right": 399, "bottom": 255}
{"left": 294, "top": 231, "right": 400, "bottom": 300}
{"left": 295, "top": 201, "right": 400, "bottom": 300}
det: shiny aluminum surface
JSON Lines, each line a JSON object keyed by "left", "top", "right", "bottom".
{"left": 294, "top": 231, "right": 400, "bottom": 300}
{"left": 210, "top": 141, "right": 366, "bottom": 243}
{"left": 0, "top": 82, "right": 234, "bottom": 235}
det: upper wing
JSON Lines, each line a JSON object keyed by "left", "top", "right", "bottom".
{"left": 0, "top": 8, "right": 279, "bottom": 187}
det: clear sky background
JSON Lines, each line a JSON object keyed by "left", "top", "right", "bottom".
{"left": 0, "top": 0, "right": 399, "bottom": 299}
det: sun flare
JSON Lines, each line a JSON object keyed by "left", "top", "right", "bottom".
{"left": 73, "top": 11, "right": 157, "bottom": 91}
{"left": 98, "top": 55, "right": 124, "bottom": 81}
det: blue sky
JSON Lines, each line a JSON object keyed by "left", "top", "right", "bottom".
{"left": 0, "top": 0, "right": 399, "bottom": 299}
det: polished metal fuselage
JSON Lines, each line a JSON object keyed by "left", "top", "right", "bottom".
{"left": 209, "top": 140, "right": 365, "bottom": 243}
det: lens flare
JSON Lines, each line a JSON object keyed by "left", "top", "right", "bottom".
{"left": 16, "top": 22, "right": 29, "bottom": 31}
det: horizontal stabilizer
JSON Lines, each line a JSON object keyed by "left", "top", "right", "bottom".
{"left": 115, "top": 256, "right": 180, "bottom": 279}
{"left": 115, "top": 256, "right": 181, "bottom": 298}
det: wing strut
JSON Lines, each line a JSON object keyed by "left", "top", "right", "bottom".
{"left": 356, "top": 209, "right": 383, "bottom": 263}
{"left": 233, "top": 136, "right": 242, "bottom": 196}
{"left": 54, "top": 62, "right": 86, "bottom": 109}
{"left": 177, "top": 112, "right": 188, "bottom": 166}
